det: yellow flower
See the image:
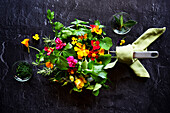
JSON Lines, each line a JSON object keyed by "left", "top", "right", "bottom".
{"left": 120, "top": 39, "right": 125, "bottom": 45}
{"left": 74, "top": 77, "right": 87, "bottom": 89}
{"left": 71, "top": 37, "right": 77, "bottom": 45}
{"left": 74, "top": 43, "right": 89, "bottom": 59}
{"left": 98, "top": 48, "right": 105, "bottom": 55}
{"left": 33, "top": 34, "right": 39, "bottom": 40}
{"left": 98, "top": 61, "right": 102, "bottom": 64}
{"left": 21, "top": 39, "right": 30, "bottom": 53}
{"left": 69, "top": 76, "right": 74, "bottom": 82}
{"left": 121, "top": 39, "right": 125, "bottom": 44}
{"left": 45, "top": 62, "right": 53, "bottom": 69}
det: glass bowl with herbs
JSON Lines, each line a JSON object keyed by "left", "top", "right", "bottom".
{"left": 111, "top": 12, "right": 137, "bottom": 35}
{"left": 12, "top": 60, "right": 33, "bottom": 82}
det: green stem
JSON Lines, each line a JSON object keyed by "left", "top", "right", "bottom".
{"left": 29, "top": 46, "right": 40, "bottom": 52}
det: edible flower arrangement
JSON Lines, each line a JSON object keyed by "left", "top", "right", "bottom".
{"left": 21, "top": 9, "right": 113, "bottom": 96}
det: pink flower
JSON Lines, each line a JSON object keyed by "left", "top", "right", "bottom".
{"left": 55, "top": 38, "right": 66, "bottom": 50}
{"left": 44, "top": 47, "right": 54, "bottom": 56}
{"left": 67, "top": 56, "right": 78, "bottom": 67}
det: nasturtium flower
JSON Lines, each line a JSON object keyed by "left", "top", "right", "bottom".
{"left": 74, "top": 43, "right": 89, "bottom": 59}
{"left": 21, "top": 39, "right": 30, "bottom": 47}
{"left": 67, "top": 56, "right": 78, "bottom": 67}
{"left": 90, "top": 25, "right": 102, "bottom": 35}
{"left": 74, "top": 77, "right": 87, "bottom": 89}
{"left": 88, "top": 50, "right": 99, "bottom": 61}
{"left": 55, "top": 38, "right": 66, "bottom": 50}
{"left": 21, "top": 38, "right": 30, "bottom": 53}
{"left": 98, "top": 48, "right": 105, "bottom": 55}
{"left": 71, "top": 37, "right": 77, "bottom": 45}
{"left": 45, "top": 62, "right": 53, "bottom": 69}
{"left": 91, "top": 40, "right": 100, "bottom": 50}
{"left": 120, "top": 39, "right": 125, "bottom": 45}
{"left": 44, "top": 47, "right": 54, "bottom": 56}
{"left": 32, "top": 34, "right": 39, "bottom": 40}
{"left": 78, "top": 34, "right": 87, "bottom": 40}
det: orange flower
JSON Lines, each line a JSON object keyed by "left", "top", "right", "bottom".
{"left": 45, "top": 62, "right": 53, "bottom": 69}
{"left": 74, "top": 77, "right": 87, "bottom": 89}
{"left": 21, "top": 39, "right": 30, "bottom": 53}
{"left": 78, "top": 34, "right": 87, "bottom": 40}
{"left": 98, "top": 48, "right": 105, "bottom": 55}
{"left": 21, "top": 39, "right": 29, "bottom": 47}
{"left": 90, "top": 25, "right": 102, "bottom": 35}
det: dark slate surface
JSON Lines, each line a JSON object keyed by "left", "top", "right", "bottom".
{"left": 0, "top": 0, "right": 170, "bottom": 113}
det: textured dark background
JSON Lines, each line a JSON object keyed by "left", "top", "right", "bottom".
{"left": 0, "top": 0, "right": 170, "bottom": 113}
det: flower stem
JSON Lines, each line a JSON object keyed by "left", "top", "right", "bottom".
{"left": 29, "top": 46, "right": 40, "bottom": 52}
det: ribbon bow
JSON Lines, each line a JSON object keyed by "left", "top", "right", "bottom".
{"left": 105, "top": 27, "right": 166, "bottom": 78}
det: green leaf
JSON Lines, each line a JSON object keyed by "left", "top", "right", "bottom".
{"left": 73, "top": 87, "right": 82, "bottom": 92}
{"left": 71, "top": 19, "right": 89, "bottom": 25}
{"left": 92, "top": 90, "right": 99, "bottom": 96}
{"left": 32, "top": 62, "right": 39, "bottom": 66}
{"left": 114, "top": 15, "right": 120, "bottom": 24}
{"left": 62, "top": 30, "right": 72, "bottom": 35}
{"left": 47, "top": 9, "right": 54, "bottom": 20}
{"left": 54, "top": 22, "right": 64, "bottom": 30}
{"left": 95, "top": 20, "right": 101, "bottom": 26}
{"left": 55, "top": 56, "right": 68, "bottom": 70}
{"left": 49, "top": 55, "right": 58, "bottom": 64}
{"left": 98, "top": 71, "right": 107, "bottom": 79}
{"left": 64, "top": 43, "right": 73, "bottom": 50}
{"left": 61, "top": 30, "right": 72, "bottom": 39}
{"left": 120, "top": 15, "right": 123, "bottom": 27}
{"left": 74, "top": 29, "right": 87, "bottom": 36}
{"left": 99, "top": 37, "right": 113, "bottom": 50}
{"left": 62, "top": 82, "right": 68, "bottom": 86}
{"left": 50, "top": 11, "right": 54, "bottom": 20}
{"left": 103, "top": 31, "right": 106, "bottom": 35}
{"left": 104, "top": 59, "right": 118, "bottom": 69}
{"left": 39, "top": 56, "right": 44, "bottom": 62}
{"left": 99, "top": 25, "right": 105, "bottom": 28}
{"left": 36, "top": 54, "right": 40, "bottom": 58}
{"left": 98, "top": 54, "right": 111, "bottom": 66}
{"left": 63, "top": 49, "right": 76, "bottom": 58}
{"left": 103, "top": 84, "right": 110, "bottom": 89}
{"left": 93, "top": 83, "right": 102, "bottom": 91}
{"left": 124, "top": 20, "right": 137, "bottom": 27}
{"left": 61, "top": 34, "right": 67, "bottom": 39}
{"left": 86, "top": 85, "right": 94, "bottom": 90}
{"left": 88, "top": 60, "right": 94, "bottom": 69}
{"left": 93, "top": 65, "right": 104, "bottom": 73}
{"left": 82, "top": 60, "right": 88, "bottom": 69}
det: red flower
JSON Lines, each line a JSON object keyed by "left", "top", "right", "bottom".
{"left": 44, "top": 47, "right": 54, "bottom": 56}
{"left": 88, "top": 50, "right": 99, "bottom": 61}
{"left": 91, "top": 40, "right": 100, "bottom": 50}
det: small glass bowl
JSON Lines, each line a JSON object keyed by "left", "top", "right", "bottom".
{"left": 12, "top": 60, "right": 33, "bottom": 82}
{"left": 110, "top": 12, "right": 132, "bottom": 35}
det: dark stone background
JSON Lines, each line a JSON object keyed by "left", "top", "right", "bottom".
{"left": 0, "top": 0, "right": 170, "bottom": 113}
